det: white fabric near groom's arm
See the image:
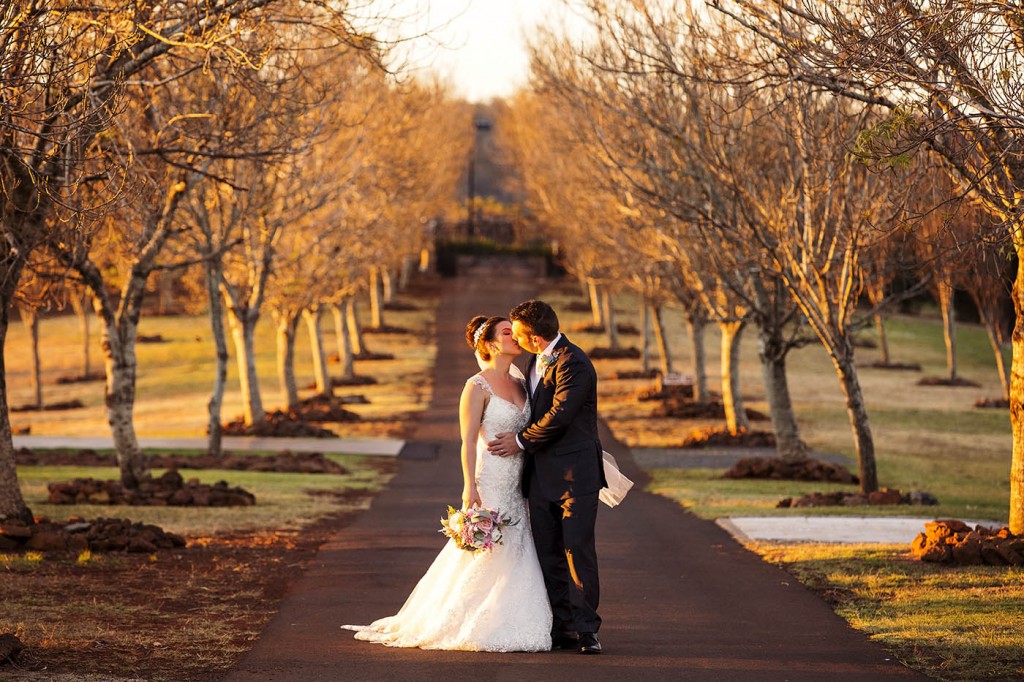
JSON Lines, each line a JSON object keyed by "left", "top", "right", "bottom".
{"left": 599, "top": 451, "right": 633, "bottom": 508}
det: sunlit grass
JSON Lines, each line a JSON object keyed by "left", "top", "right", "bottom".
{"left": 16, "top": 455, "right": 392, "bottom": 536}
{"left": 5, "top": 297, "right": 437, "bottom": 438}
{"left": 750, "top": 542, "right": 1024, "bottom": 681}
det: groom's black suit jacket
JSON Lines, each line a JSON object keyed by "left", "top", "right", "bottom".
{"left": 519, "top": 335, "right": 607, "bottom": 502}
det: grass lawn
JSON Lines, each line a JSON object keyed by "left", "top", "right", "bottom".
{"left": 2, "top": 287, "right": 426, "bottom": 679}
{"left": 543, "top": 284, "right": 1020, "bottom": 681}
{"left": 5, "top": 290, "right": 438, "bottom": 439}
{"left": 3, "top": 457, "right": 396, "bottom": 680}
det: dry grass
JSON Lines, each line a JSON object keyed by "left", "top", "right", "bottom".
{"left": 544, "top": 289, "right": 1011, "bottom": 523}
{"left": 749, "top": 542, "right": 1024, "bottom": 682}
{"left": 3, "top": 457, "right": 395, "bottom": 680}
{"left": 6, "top": 293, "right": 437, "bottom": 439}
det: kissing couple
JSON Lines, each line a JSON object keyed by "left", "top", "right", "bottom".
{"left": 344, "top": 299, "right": 615, "bottom": 654}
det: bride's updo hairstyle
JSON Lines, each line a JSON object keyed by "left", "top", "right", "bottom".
{"left": 466, "top": 315, "right": 506, "bottom": 362}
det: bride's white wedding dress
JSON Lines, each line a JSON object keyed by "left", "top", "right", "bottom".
{"left": 342, "top": 373, "right": 552, "bottom": 652}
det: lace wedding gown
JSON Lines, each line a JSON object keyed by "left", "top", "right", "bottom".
{"left": 342, "top": 374, "right": 552, "bottom": 652}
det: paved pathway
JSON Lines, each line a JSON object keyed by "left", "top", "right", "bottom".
{"left": 226, "top": 265, "right": 928, "bottom": 681}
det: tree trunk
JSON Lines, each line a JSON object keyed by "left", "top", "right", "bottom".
{"left": 275, "top": 311, "right": 301, "bottom": 409}
{"left": 975, "top": 298, "right": 1011, "bottom": 402}
{"left": 866, "top": 286, "right": 891, "bottom": 365}
{"left": 938, "top": 282, "right": 958, "bottom": 381}
{"left": 226, "top": 304, "right": 265, "bottom": 425}
{"left": 588, "top": 279, "right": 603, "bottom": 326}
{"left": 719, "top": 320, "right": 750, "bottom": 435}
{"left": 332, "top": 302, "right": 355, "bottom": 380}
{"left": 873, "top": 312, "right": 891, "bottom": 365}
{"left": 757, "top": 323, "right": 806, "bottom": 462}
{"left": 304, "top": 306, "right": 332, "bottom": 398}
{"left": 1008, "top": 244, "right": 1024, "bottom": 533}
{"left": 399, "top": 256, "right": 414, "bottom": 291}
{"left": 688, "top": 311, "right": 712, "bottom": 405}
{"left": 382, "top": 266, "right": 394, "bottom": 304}
{"left": 99, "top": 311, "right": 149, "bottom": 488}
{"left": 204, "top": 261, "right": 229, "bottom": 457}
{"left": 347, "top": 296, "right": 367, "bottom": 357}
{"left": 602, "top": 291, "right": 619, "bottom": 350}
{"left": 0, "top": 284, "right": 33, "bottom": 522}
{"left": 640, "top": 302, "right": 651, "bottom": 373}
{"left": 69, "top": 291, "right": 92, "bottom": 378}
{"left": 829, "top": 341, "right": 880, "bottom": 494}
{"left": 369, "top": 266, "right": 384, "bottom": 328}
{"left": 688, "top": 310, "right": 710, "bottom": 405}
{"left": 651, "top": 304, "right": 673, "bottom": 375}
{"left": 17, "top": 306, "right": 42, "bottom": 407}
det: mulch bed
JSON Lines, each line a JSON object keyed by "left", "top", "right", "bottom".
{"left": 615, "top": 369, "right": 661, "bottom": 380}
{"left": 975, "top": 397, "right": 1010, "bottom": 409}
{"left": 911, "top": 519, "right": 1024, "bottom": 566}
{"left": 223, "top": 411, "right": 342, "bottom": 438}
{"left": 47, "top": 469, "right": 256, "bottom": 507}
{"left": 674, "top": 426, "right": 776, "bottom": 449}
{"left": 362, "top": 325, "right": 410, "bottom": 335}
{"left": 0, "top": 516, "right": 186, "bottom": 554}
{"left": 10, "top": 399, "right": 85, "bottom": 413}
{"left": 56, "top": 371, "right": 106, "bottom": 385}
{"left": 917, "top": 376, "right": 982, "bottom": 387}
{"left": 570, "top": 322, "right": 639, "bottom": 335}
{"left": 723, "top": 456, "right": 858, "bottom": 484}
{"left": 354, "top": 351, "right": 395, "bottom": 361}
{"left": 776, "top": 487, "right": 939, "bottom": 508}
{"left": 589, "top": 346, "right": 641, "bottom": 359}
{"left": 15, "top": 447, "right": 348, "bottom": 474}
{"left": 331, "top": 375, "right": 378, "bottom": 386}
{"left": 0, "top": 497, "right": 372, "bottom": 679}
{"left": 651, "top": 397, "right": 768, "bottom": 422}
{"left": 866, "top": 361, "right": 922, "bottom": 371}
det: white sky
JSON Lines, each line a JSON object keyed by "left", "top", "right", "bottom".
{"left": 370, "top": 1, "right": 566, "bottom": 102}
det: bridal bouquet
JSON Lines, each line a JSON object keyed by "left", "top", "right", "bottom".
{"left": 439, "top": 505, "right": 516, "bottom": 553}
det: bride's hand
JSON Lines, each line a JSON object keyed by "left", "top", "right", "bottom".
{"left": 462, "top": 484, "right": 482, "bottom": 510}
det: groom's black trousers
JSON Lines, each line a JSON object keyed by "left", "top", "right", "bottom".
{"left": 528, "top": 491, "right": 601, "bottom": 635}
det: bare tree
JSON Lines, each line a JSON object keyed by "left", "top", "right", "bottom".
{"left": 712, "top": 0, "right": 1024, "bottom": 531}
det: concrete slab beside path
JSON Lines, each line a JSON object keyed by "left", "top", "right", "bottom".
{"left": 13, "top": 435, "right": 404, "bottom": 457}
{"left": 721, "top": 516, "right": 1005, "bottom": 545}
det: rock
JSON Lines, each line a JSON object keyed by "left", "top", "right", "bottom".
{"left": 67, "top": 534, "right": 89, "bottom": 553}
{"left": 868, "top": 488, "right": 904, "bottom": 505}
{"left": 26, "top": 529, "right": 67, "bottom": 551}
{"left": 909, "top": 491, "right": 939, "bottom": 505}
{"left": 0, "top": 521, "right": 33, "bottom": 539}
{"left": 0, "top": 633, "right": 23, "bottom": 663}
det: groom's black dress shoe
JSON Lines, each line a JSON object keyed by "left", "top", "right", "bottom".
{"left": 579, "top": 633, "right": 602, "bottom": 655}
{"left": 551, "top": 632, "right": 580, "bottom": 651}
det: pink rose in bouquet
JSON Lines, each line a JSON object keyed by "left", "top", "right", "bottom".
{"left": 440, "top": 505, "right": 515, "bottom": 553}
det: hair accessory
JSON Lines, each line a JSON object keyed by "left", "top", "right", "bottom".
{"left": 473, "top": 323, "right": 487, "bottom": 346}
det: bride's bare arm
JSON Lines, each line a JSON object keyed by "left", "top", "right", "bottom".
{"left": 458, "top": 381, "right": 487, "bottom": 508}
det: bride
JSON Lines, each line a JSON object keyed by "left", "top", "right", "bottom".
{"left": 342, "top": 315, "right": 552, "bottom": 652}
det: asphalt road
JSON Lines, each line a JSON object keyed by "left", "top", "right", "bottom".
{"left": 226, "top": 265, "right": 927, "bottom": 681}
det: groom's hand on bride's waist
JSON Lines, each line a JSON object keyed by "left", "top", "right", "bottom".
{"left": 487, "top": 433, "right": 521, "bottom": 458}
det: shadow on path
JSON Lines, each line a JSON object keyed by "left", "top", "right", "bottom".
{"left": 226, "top": 267, "right": 926, "bottom": 681}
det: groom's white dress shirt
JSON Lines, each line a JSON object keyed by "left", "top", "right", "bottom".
{"left": 518, "top": 333, "right": 561, "bottom": 451}
{"left": 530, "top": 333, "right": 562, "bottom": 395}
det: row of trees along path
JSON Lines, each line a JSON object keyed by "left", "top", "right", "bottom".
{"left": 226, "top": 264, "right": 924, "bottom": 681}
{"left": 499, "top": 0, "right": 1022, "bottom": 532}
{"left": 0, "top": 3, "right": 471, "bottom": 521}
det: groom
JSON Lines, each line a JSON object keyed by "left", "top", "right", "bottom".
{"left": 488, "top": 299, "right": 607, "bottom": 655}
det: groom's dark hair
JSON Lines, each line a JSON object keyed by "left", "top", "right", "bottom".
{"left": 510, "top": 300, "right": 559, "bottom": 340}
